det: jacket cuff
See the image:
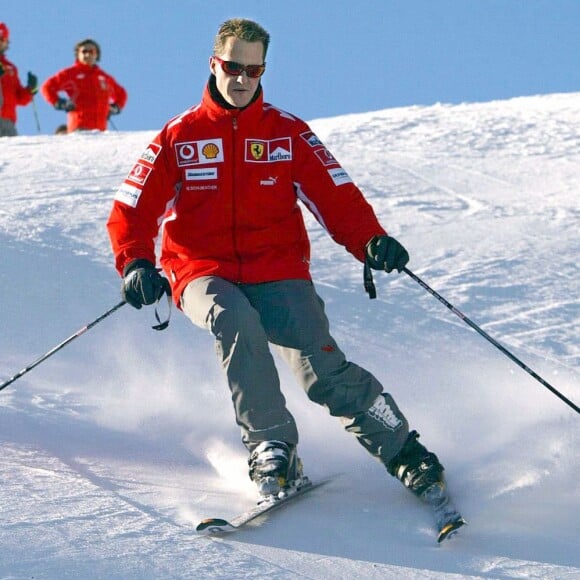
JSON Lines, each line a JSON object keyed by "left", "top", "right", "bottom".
{"left": 122, "top": 258, "right": 155, "bottom": 277}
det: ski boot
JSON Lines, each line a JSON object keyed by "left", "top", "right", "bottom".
{"left": 248, "top": 440, "right": 305, "bottom": 502}
{"left": 387, "top": 430, "right": 445, "bottom": 496}
{"left": 387, "top": 430, "right": 466, "bottom": 542}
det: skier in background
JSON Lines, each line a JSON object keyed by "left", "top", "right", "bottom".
{"left": 41, "top": 38, "right": 126, "bottom": 133}
{"left": 0, "top": 22, "right": 38, "bottom": 137}
{"left": 107, "top": 17, "right": 464, "bottom": 540}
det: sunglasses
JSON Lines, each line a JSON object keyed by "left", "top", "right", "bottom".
{"left": 213, "top": 56, "right": 266, "bottom": 79}
{"left": 80, "top": 48, "right": 96, "bottom": 54}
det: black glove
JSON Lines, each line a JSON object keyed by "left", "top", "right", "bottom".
{"left": 26, "top": 71, "right": 38, "bottom": 94}
{"left": 0, "top": 62, "right": 5, "bottom": 77}
{"left": 122, "top": 259, "right": 171, "bottom": 309}
{"left": 108, "top": 103, "right": 121, "bottom": 117}
{"left": 366, "top": 235, "right": 410, "bottom": 273}
{"left": 55, "top": 97, "right": 75, "bottom": 112}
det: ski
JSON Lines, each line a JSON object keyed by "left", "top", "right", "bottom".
{"left": 196, "top": 476, "right": 465, "bottom": 543}
{"left": 437, "top": 516, "right": 466, "bottom": 543}
{"left": 423, "top": 483, "right": 467, "bottom": 543}
{"left": 196, "top": 477, "right": 327, "bottom": 534}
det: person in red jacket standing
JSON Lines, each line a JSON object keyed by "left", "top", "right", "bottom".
{"left": 0, "top": 22, "right": 38, "bottom": 137}
{"left": 41, "top": 38, "right": 127, "bottom": 132}
{"left": 107, "top": 18, "right": 464, "bottom": 540}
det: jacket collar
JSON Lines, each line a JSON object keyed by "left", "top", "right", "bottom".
{"left": 202, "top": 74, "right": 264, "bottom": 121}
{"left": 74, "top": 61, "right": 101, "bottom": 73}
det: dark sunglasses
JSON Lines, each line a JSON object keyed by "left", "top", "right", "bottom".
{"left": 213, "top": 56, "right": 266, "bottom": 79}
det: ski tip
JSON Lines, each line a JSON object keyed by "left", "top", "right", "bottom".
{"left": 437, "top": 517, "right": 467, "bottom": 543}
{"left": 196, "top": 518, "right": 233, "bottom": 534}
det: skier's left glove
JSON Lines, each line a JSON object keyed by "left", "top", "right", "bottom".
{"left": 121, "top": 259, "right": 171, "bottom": 309}
{"left": 366, "top": 235, "right": 409, "bottom": 273}
{"left": 26, "top": 71, "right": 39, "bottom": 95}
{"left": 108, "top": 103, "right": 121, "bottom": 118}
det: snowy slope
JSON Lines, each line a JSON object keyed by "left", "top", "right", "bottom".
{"left": 0, "top": 93, "right": 579, "bottom": 579}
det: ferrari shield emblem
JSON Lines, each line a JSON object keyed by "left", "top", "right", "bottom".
{"left": 249, "top": 142, "right": 265, "bottom": 160}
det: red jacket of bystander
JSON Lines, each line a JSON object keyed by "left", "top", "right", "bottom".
{"left": 41, "top": 61, "right": 127, "bottom": 132}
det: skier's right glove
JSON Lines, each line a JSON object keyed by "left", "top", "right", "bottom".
{"left": 55, "top": 97, "right": 75, "bottom": 112}
{"left": 121, "top": 259, "right": 172, "bottom": 309}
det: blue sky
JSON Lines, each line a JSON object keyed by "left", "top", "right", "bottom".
{"left": 4, "top": 0, "right": 580, "bottom": 136}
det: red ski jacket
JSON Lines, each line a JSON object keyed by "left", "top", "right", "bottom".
{"left": 107, "top": 82, "right": 386, "bottom": 305}
{"left": 0, "top": 55, "right": 33, "bottom": 122}
{"left": 41, "top": 62, "right": 127, "bottom": 132}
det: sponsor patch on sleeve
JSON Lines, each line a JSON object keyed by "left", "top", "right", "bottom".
{"left": 140, "top": 142, "right": 162, "bottom": 164}
{"left": 314, "top": 148, "right": 339, "bottom": 167}
{"left": 328, "top": 167, "right": 353, "bottom": 186}
{"left": 300, "top": 131, "right": 323, "bottom": 147}
{"left": 114, "top": 183, "right": 142, "bottom": 208}
{"left": 126, "top": 162, "right": 153, "bottom": 186}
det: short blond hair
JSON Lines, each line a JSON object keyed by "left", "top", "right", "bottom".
{"left": 213, "top": 18, "right": 270, "bottom": 59}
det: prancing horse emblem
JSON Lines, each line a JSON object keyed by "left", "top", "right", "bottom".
{"left": 250, "top": 142, "right": 265, "bottom": 160}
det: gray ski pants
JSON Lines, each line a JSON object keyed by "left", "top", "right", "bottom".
{"left": 181, "top": 276, "right": 409, "bottom": 466}
{"left": 0, "top": 118, "right": 17, "bottom": 137}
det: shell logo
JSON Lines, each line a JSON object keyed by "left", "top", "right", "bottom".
{"left": 202, "top": 142, "right": 220, "bottom": 159}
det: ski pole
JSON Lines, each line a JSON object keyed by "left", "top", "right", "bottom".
{"left": 403, "top": 268, "right": 579, "bottom": 415}
{"left": 31, "top": 97, "right": 41, "bottom": 133}
{"left": 0, "top": 301, "right": 126, "bottom": 392}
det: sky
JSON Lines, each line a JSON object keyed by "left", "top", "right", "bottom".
{"left": 3, "top": 0, "right": 580, "bottom": 137}
{"left": 0, "top": 92, "right": 578, "bottom": 577}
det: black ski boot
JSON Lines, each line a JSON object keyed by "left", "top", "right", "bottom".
{"left": 387, "top": 430, "right": 444, "bottom": 497}
{"left": 387, "top": 430, "right": 466, "bottom": 542}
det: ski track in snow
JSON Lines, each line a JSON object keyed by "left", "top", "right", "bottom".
{"left": 0, "top": 93, "right": 579, "bottom": 578}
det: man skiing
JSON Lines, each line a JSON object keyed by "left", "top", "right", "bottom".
{"left": 107, "top": 17, "right": 464, "bottom": 541}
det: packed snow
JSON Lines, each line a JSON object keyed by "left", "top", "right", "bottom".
{"left": 0, "top": 92, "right": 578, "bottom": 579}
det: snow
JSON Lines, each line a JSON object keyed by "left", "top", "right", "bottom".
{"left": 1, "top": 92, "right": 579, "bottom": 579}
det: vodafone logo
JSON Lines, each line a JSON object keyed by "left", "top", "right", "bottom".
{"left": 175, "top": 139, "right": 224, "bottom": 167}
{"left": 178, "top": 143, "right": 197, "bottom": 161}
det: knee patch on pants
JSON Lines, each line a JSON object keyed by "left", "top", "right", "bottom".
{"left": 367, "top": 393, "right": 405, "bottom": 432}
{"left": 343, "top": 393, "right": 409, "bottom": 466}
